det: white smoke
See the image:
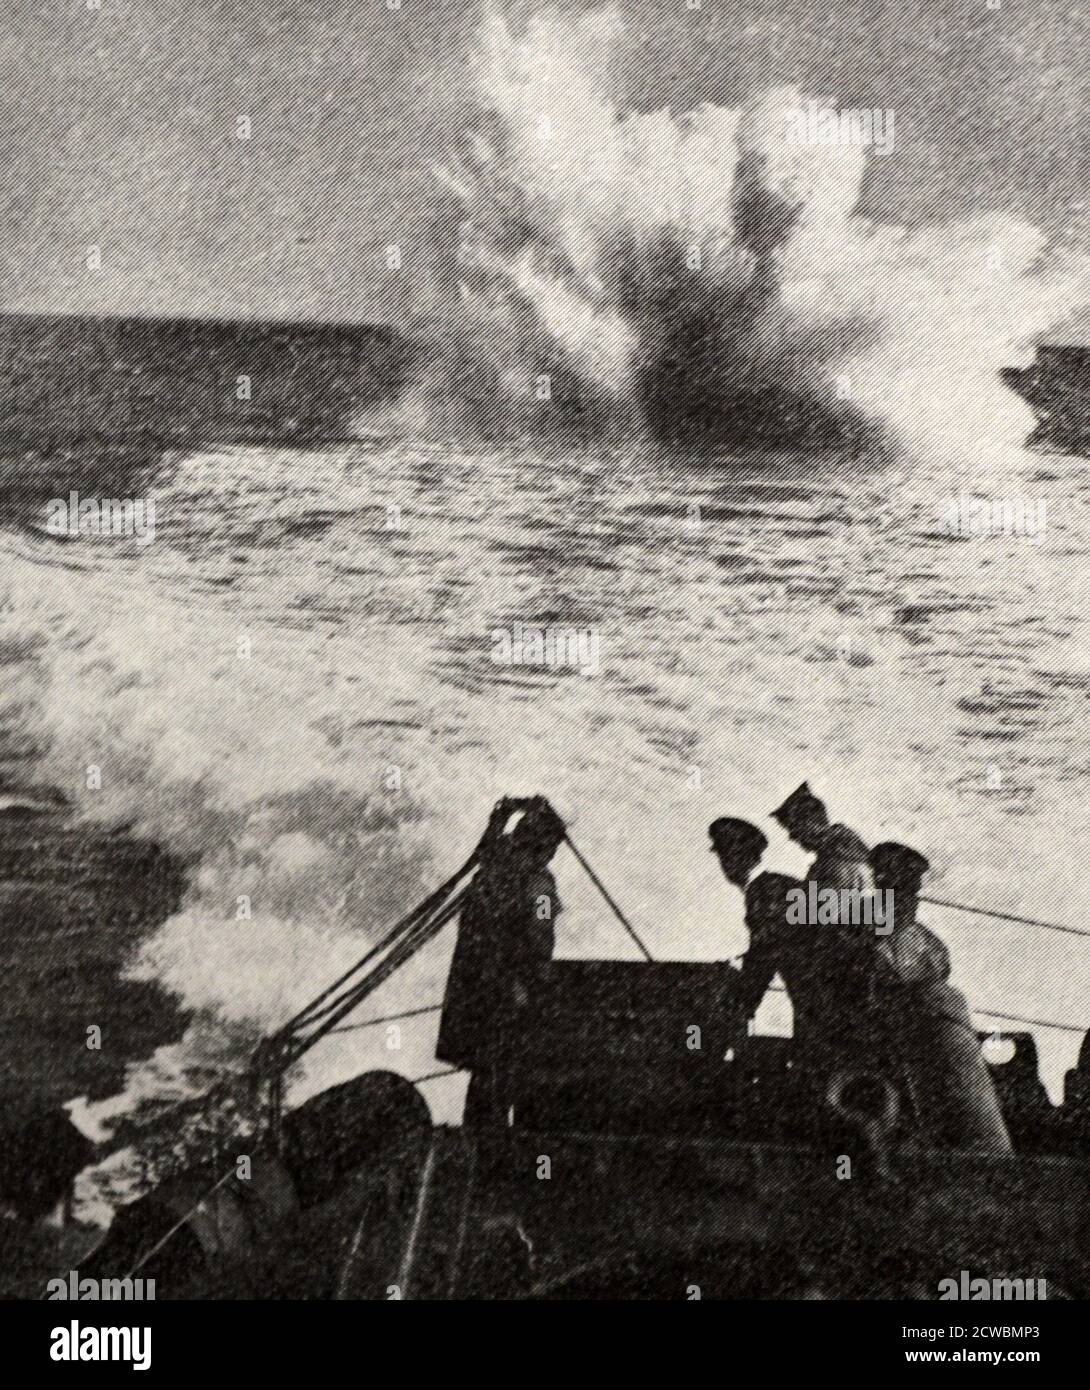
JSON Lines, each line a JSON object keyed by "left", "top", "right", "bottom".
{"left": 411, "top": 7, "right": 1089, "bottom": 458}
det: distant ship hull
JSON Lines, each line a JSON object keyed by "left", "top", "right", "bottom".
{"left": 1002, "top": 346, "right": 1090, "bottom": 453}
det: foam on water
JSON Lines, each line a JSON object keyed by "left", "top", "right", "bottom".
{"left": 2, "top": 434, "right": 1085, "bottom": 1160}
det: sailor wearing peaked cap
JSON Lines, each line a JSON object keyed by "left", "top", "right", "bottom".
{"left": 771, "top": 781, "right": 826, "bottom": 826}
{"left": 870, "top": 841, "right": 948, "bottom": 984}
{"left": 867, "top": 839, "right": 1012, "bottom": 1153}
{"left": 870, "top": 841, "right": 929, "bottom": 886}
{"left": 770, "top": 782, "right": 871, "bottom": 898}
{"left": 708, "top": 817, "right": 769, "bottom": 869}
{"left": 708, "top": 813, "right": 866, "bottom": 1063}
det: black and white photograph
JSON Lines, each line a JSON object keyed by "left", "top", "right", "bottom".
{"left": 0, "top": 0, "right": 1088, "bottom": 1356}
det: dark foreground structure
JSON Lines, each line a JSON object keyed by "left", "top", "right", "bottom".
{"left": 77, "top": 799, "right": 1090, "bottom": 1301}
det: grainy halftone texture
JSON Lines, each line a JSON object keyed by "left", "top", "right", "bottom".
{"left": 0, "top": 0, "right": 1087, "bottom": 1305}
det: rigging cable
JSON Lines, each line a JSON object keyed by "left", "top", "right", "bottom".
{"left": 920, "top": 896, "right": 1090, "bottom": 939}
{"left": 563, "top": 831, "right": 654, "bottom": 961}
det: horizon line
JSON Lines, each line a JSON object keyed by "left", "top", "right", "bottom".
{"left": 0, "top": 308, "right": 399, "bottom": 334}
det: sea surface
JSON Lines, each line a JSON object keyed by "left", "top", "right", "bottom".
{"left": 0, "top": 419, "right": 1087, "bottom": 1206}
